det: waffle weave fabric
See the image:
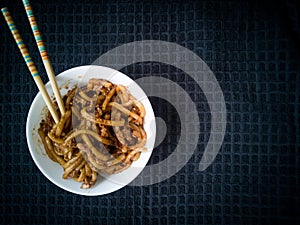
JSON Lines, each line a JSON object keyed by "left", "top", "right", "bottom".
{"left": 0, "top": 0, "right": 299, "bottom": 224}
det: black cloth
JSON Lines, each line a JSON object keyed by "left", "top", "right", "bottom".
{"left": 0, "top": 0, "right": 299, "bottom": 224}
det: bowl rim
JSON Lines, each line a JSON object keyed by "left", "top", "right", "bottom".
{"left": 26, "top": 65, "right": 156, "bottom": 196}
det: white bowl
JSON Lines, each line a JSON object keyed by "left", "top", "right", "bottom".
{"left": 26, "top": 65, "right": 156, "bottom": 196}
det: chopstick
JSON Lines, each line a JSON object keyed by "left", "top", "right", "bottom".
{"left": 1, "top": 7, "right": 59, "bottom": 124}
{"left": 22, "top": 0, "right": 66, "bottom": 116}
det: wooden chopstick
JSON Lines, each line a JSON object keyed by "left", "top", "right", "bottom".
{"left": 1, "top": 7, "right": 59, "bottom": 124}
{"left": 22, "top": 0, "right": 66, "bottom": 116}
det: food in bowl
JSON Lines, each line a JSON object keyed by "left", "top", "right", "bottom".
{"left": 38, "top": 78, "right": 147, "bottom": 189}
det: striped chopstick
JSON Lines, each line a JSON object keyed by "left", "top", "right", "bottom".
{"left": 22, "top": 0, "right": 66, "bottom": 116}
{"left": 1, "top": 7, "right": 59, "bottom": 124}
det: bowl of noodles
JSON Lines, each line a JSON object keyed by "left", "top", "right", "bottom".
{"left": 26, "top": 65, "right": 156, "bottom": 195}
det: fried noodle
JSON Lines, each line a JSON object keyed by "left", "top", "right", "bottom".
{"left": 38, "top": 79, "right": 147, "bottom": 189}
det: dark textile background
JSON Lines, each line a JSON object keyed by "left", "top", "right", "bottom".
{"left": 0, "top": 0, "right": 299, "bottom": 224}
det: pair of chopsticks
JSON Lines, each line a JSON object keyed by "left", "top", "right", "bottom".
{"left": 2, "top": 0, "right": 65, "bottom": 124}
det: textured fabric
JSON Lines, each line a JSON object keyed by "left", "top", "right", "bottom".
{"left": 0, "top": 0, "right": 299, "bottom": 224}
